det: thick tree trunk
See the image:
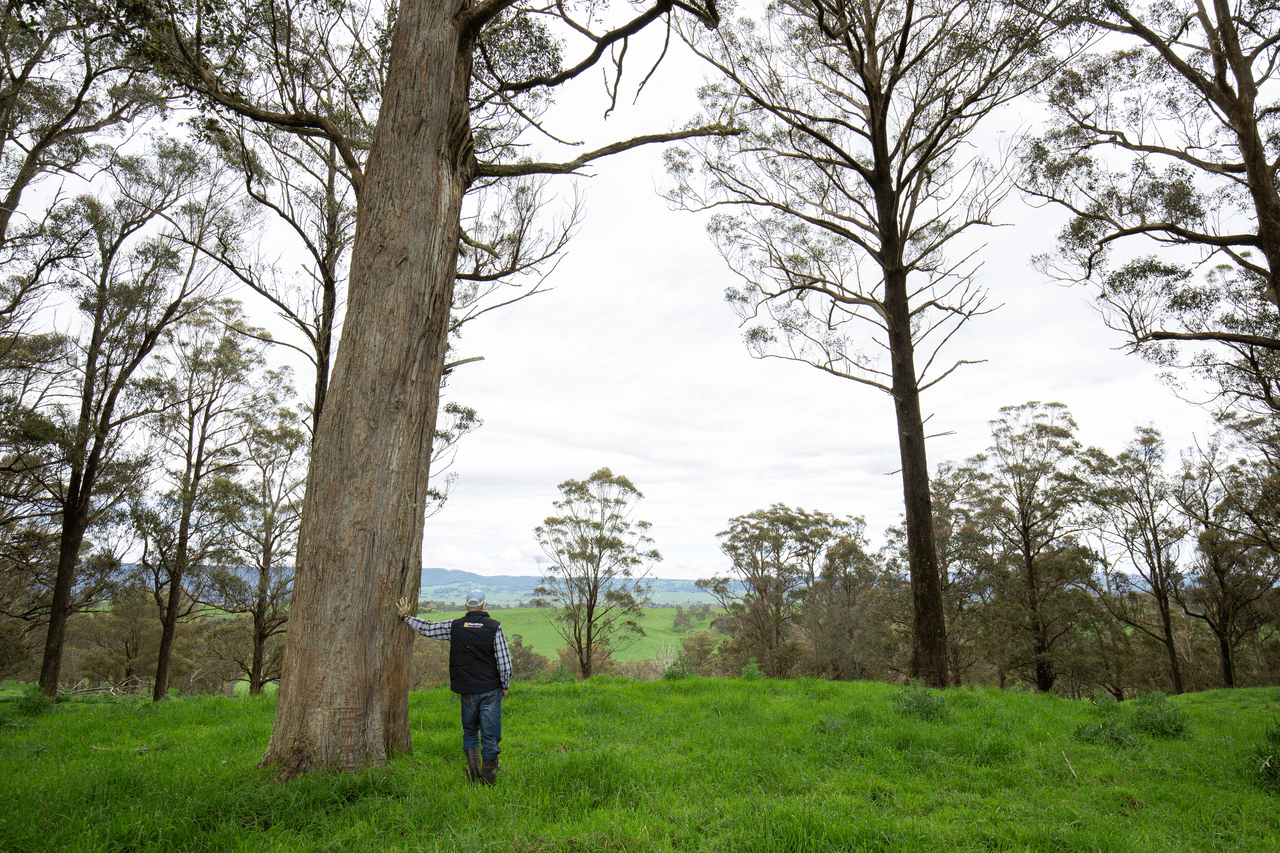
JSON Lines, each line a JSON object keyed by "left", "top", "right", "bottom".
{"left": 260, "top": 0, "right": 473, "bottom": 779}
{"left": 1214, "top": 7, "right": 1280, "bottom": 309}
{"left": 883, "top": 267, "right": 949, "bottom": 688}
{"left": 1033, "top": 643, "right": 1056, "bottom": 693}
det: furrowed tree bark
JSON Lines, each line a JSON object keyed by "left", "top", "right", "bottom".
{"left": 260, "top": 0, "right": 475, "bottom": 778}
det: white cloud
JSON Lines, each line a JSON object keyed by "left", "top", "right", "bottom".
{"left": 421, "top": 30, "right": 1215, "bottom": 582}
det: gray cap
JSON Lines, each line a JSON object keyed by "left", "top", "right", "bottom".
{"left": 465, "top": 589, "right": 485, "bottom": 607}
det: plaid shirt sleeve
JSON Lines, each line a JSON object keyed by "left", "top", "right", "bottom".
{"left": 402, "top": 615, "right": 453, "bottom": 641}
{"left": 494, "top": 627, "right": 512, "bottom": 691}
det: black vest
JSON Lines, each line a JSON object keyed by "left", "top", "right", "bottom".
{"left": 449, "top": 611, "right": 501, "bottom": 694}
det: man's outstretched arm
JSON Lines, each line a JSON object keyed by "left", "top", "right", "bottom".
{"left": 396, "top": 596, "right": 452, "bottom": 640}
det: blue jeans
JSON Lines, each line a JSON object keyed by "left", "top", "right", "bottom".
{"left": 460, "top": 689, "right": 502, "bottom": 761}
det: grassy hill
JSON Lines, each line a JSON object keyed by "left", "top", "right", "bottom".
{"left": 1, "top": 679, "right": 1277, "bottom": 851}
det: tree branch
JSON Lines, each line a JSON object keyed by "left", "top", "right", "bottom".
{"left": 475, "top": 125, "right": 741, "bottom": 177}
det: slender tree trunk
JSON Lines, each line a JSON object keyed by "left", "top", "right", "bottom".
{"left": 153, "top": 494, "right": 193, "bottom": 701}
{"left": 251, "top": 607, "right": 266, "bottom": 695}
{"left": 250, "top": 560, "right": 270, "bottom": 695}
{"left": 884, "top": 266, "right": 949, "bottom": 688}
{"left": 1156, "top": 595, "right": 1184, "bottom": 694}
{"left": 260, "top": 0, "right": 473, "bottom": 778}
{"left": 1214, "top": 627, "right": 1236, "bottom": 688}
{"left": 310, "top": 146, "right": 341, "bottom": 431}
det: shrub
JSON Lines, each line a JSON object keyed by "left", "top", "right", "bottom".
{"left": 5, "top": 683, "right": 51, "bottom": 719}
{"left": 740, "top": 658, "right": 765, "bottom": 680}
{"left": 1130, "top": 691, "right": 1189, "bottom": 739}
{"left": 662, "top": 655, "right": 697, "bottom": 681}
{"left": 894, "top": 680, "right": 951, "bottom": 722}
{"left": 1090, "top": 688, "right": 1119, "bottom": 709}
{"left": 1074, "top": 717, "right": 1142, "bottom": 749}
{"left": 541, "top": 662, "right": 577, "bottom": 684}
{"left": 508, "top": 634, "right": 549, "bottom": 682}
{"left": 1246, "top": 718, "right": 1280, "bottom": 792}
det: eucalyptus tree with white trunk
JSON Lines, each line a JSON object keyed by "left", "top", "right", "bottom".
{"left": 667, "top": 0, "right": 1076, "bottom": 686}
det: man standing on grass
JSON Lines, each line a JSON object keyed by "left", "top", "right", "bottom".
{"left": 397, "top": 590, "right": 511, "bottom": 785}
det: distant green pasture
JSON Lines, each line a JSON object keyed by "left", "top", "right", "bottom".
{"left": 416, "top": 605, "right": 723, "bottom": 664}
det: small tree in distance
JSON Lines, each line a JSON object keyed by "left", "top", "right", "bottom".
{"left": 699, "top": 504, "right": 858, "bottom": 678}
{"left": 533, "top": 468, "right": 659, "bottom": 679}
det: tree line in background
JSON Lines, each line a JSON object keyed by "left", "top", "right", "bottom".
{"left": 518, "top": 403, "right": 1278, "bottom": 697}
{"left": 1, "top": 0, "right": 1279, "bottom": 779}
{"left": 4, "top": 396, "right": 1280, "bottom": 699}
{"left": 14, "top": 394, "right": 1280, "bottom": 699}
{"left": 687, "top": 403, "right": 1280, "bottom": 695}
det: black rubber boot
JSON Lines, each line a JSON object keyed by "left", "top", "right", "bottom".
{"left": 464, "top": 748, "right": 482, "bottom": 783}
{"left": 479, "top": 757, "right": 498, "bottom": 786}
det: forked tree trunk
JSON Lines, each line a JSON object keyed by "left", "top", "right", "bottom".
{"left": 260, "top": 0, "right": 474, "bottom": 778}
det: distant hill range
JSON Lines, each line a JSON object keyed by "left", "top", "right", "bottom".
{"left": 419, "top": 568, "right": 723, "bottom": 607}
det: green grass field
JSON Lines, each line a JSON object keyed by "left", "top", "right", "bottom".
{"left": 430, "top": 606, "right": 723, "bottom": 664}
{"left": 2, "top": 678, "right": 1277, "bottom": 851}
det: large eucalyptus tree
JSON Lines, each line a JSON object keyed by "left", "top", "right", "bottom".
{"left": 119, "top": 0, "right": 731, "bottom": 776}
{"left": 962, "top": 402, "right": 1092, "bottom": 693}
{"left": 533, "top": 468, "right": 660, "bottom": 679}
{"left": 1080, "top": 426, "right": 1189, "bottom": 694}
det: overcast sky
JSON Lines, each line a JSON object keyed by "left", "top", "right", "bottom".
{"left": 399, "top": 31, "right": 1218, "bottom": 582}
